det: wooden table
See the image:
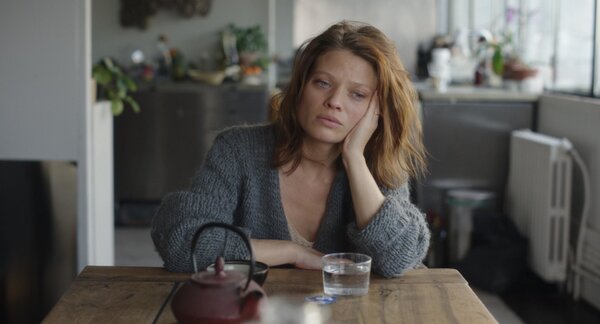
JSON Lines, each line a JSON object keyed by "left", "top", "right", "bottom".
{"left": 43, "top": 266, "right": 497, "bottom": 323}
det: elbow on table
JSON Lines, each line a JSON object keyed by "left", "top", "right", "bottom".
{"left": 159, "top": 253, "right": 194, "bottom": 273}
{"left": 375, "top": 226, "right": 431, "bottom": 278}
{"left": 374, "top": 256, "right": 423, "bottom": 278}
{"left": 151, "top": 235, "right": 193, "bottom": 273}
{"left": 158, "top": 254, "right": 188, "bottom": 272}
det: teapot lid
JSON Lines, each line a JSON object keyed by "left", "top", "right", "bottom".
{"left": 190, "top": 223, "right": 256, "bottom": 291}
{"left": 191, "top": 256, "right": 247, "bottom": 286}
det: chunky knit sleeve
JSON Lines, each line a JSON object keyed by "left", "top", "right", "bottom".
{"left": 151, "top": 130, "right": 251, "bottom": 272}
{"left": 346, "top": 182, "right": 430, "bottom": 278}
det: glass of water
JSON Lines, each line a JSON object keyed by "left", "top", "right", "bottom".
{"left": 322, "top": 253, "right": 372, "bottom": 296}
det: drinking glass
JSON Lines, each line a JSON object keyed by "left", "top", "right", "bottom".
{"left": 322, "top": 253, "right": 372, "bottom": 296}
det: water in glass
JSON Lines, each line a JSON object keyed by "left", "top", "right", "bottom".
{"left": 323, "top": 263, "right": 370, "bottom": 296}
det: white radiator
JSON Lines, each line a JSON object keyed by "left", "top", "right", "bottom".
{"left": 506, "top": 129, "right": 573, "bottom": 282}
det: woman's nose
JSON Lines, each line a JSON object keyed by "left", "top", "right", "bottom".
{"left": 325, "top": 88, "right": 343, "bottom": 110}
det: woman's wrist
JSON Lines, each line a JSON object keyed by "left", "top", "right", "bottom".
{"left": 342, "top": 151, "right": 366, "bottom": 169}
{"left": 251, "top": 239, "right": 322, "bottom": 269}
{"left": 251, "top": 239, "right": 297, "bottom": 266}
{"left": 286, "top": 241, "right": 307, "bottom": 267}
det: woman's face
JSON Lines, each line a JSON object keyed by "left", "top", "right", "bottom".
{"left": 297, "top": 49, "right": 377, "bottom": 146}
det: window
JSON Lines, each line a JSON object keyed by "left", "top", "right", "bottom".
{"left": 448, "top": 0, "right": 597, "bottom": 96}
{"left": 552, "top": 0, "right": 594, "bottom": 94}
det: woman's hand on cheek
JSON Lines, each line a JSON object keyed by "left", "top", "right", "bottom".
{"left": 342, "top": 91, "right": 379, "bottom": 161}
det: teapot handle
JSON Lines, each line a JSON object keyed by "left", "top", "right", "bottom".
{"left": 190, "top": 222, "right": 254, "bottom": 292}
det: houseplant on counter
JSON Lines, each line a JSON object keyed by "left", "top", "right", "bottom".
{"left": 92, "top": 57, "right": 140, "bottom": 116}
{"left": 229, "top": 24, "right": 268, "bottom": 72}
{"left": 228, "top": 24, "right": 267, "bottom": 66}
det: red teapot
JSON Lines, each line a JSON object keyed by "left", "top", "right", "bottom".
{"left": 170, "top": 222, "right": 267, "bottom": 324}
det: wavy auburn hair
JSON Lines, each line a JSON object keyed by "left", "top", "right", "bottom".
{"left": 271, "top": 21, "right": 427, "bottom": 189}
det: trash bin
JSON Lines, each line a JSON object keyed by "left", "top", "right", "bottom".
{"left": 446, "top": 189, "right": 496, "bottom": 264}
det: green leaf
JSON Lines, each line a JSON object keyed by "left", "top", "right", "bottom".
{"left": 92, "top": 57, "right": 139, "bottom": 116}
{"left": 125, "top": 96, "right": 141, "bottom": 113}
{"left": 116, "top": 79, "right": 127, "bottom": 98}
{"left": 124, "top": 76, "right": 137, "bottom": 91}
{"left": 107, "top": 89, "right": 118, "bottom": 100}
{"left": 92, "top": 67, "right": 112, "bottom": 85}
{"left": 230, "top": 24, "right": 267, "bottom": 53}
{"left": 103, "top": 57, "right": 114, "bottom": 69}
{"left": 492, "top": 46, "right": 504, "bottom": 76}
{"left": 111, "top": 99, "right": 124, "bottom": 116}
{"left": 103, "top": 58, "right": 121, "bottom": 74}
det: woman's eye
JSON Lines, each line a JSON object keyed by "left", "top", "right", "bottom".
{"left": 315, "top": 80, "right": 329, "bottom": 88}
{"left": 352, "top": 92, "right": 366, "bottom": 100}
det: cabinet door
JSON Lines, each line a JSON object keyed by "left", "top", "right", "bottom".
{"left": 202, "top": 86, "right": 269, "bottom": 155}
{"left": 114, "top": 86, "right": 269, "bottom": 203}
{"left": 114, "top": 91, "right": 205, "bottom": 201}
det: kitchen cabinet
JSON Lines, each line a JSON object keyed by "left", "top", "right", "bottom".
{"left": 113, "top": 83, "right": 269, "bottom": 224}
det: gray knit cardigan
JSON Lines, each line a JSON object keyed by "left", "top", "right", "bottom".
{"left": 151, "top": 124, "right": 430, "bottom": 278}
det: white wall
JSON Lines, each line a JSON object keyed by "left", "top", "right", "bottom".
{"left": 538, "top": 94, "right": 600, "bottom": 234}
{"left": 274, "top": 0, "right": 296, "bottom": 60}
{"left": 0, "top": 0, "right": 111, "bottom": 271}
{"left": 538, "top": 93, "right": 600, "bottom": 309}
{"left": 92, "top": 0, "right": 436, "bottom": 76}
{"left": 0, "top": 0, "right": 84, "bottom": 161}
{"left": 293, "top": 0, "right": 438, "bottom": 75}
{"left": 92, "top": 0, "right": 274, "bottom": 68}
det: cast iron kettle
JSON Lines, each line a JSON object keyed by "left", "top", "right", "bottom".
{"left": 170, "top": 222, "right": 266, "bottom": 324}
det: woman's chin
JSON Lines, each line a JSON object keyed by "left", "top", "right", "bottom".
{"left": 304, "top": 132, "right": 345, "bottom": 146}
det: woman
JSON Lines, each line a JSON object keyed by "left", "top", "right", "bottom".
{"left": 151, "top": 21, "right": 429, "bottom": 277}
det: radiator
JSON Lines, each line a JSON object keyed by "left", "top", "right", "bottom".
{"left": 506, "top": 129, "right": 573, "bottom": 282}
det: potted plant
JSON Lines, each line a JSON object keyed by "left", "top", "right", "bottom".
{"left": 228, "top": 24, "right": 267, "bottom": 68}
{"left": 92, "top": 57, "right": 140, "bottom": 116}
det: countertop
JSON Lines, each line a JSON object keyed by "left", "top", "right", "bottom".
{"left": 414, "top": 81, "right": 540, "bottom": 102}
{"left": 136, "top": 80, "right": 268, "bottom": 93}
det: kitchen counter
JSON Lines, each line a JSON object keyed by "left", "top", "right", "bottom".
{"left": 414, "top": 81, "right": 540, "bottom": 102}
{"left": 137, "top": 80, "right": 267, "bottom": 92}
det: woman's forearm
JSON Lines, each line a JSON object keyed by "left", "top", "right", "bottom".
{"left": 343, "top": 154, "right": 385, "bottom": 230}
{"left": 250, "top": 239, "right": 323, "bottom": 269}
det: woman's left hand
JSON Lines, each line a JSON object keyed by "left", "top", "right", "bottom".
{"left": 342, "top": 91, "right": 380, "bottom": 160}
{"left": 341, "top": 91, "right": 385, "bottom": 229}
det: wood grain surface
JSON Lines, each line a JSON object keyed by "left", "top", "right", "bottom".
{"left": 43, "top": 266, "right": 497, "bottom": 324}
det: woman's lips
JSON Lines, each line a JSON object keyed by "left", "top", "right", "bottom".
{"left": 317, "top": 114, "right": 342, "bottom": 127}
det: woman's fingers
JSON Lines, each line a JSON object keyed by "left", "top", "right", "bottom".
{"left": 343, "top": 91, "right": 379, "bottom": 158}
{"left": 294, "top": 245, "right": 324, "bottom": 270}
